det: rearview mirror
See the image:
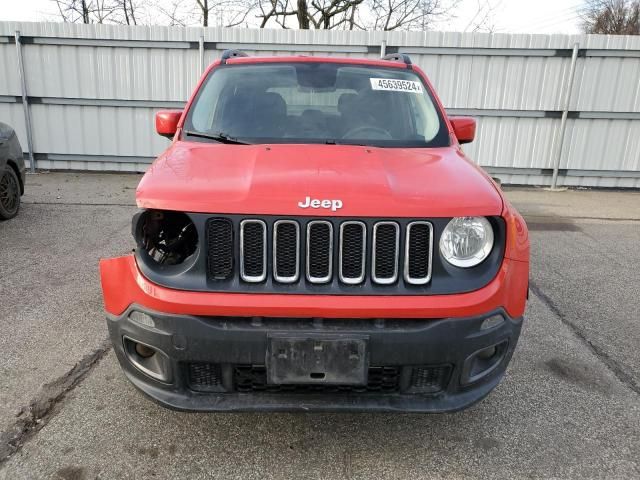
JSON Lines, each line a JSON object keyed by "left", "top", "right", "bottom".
{"left": 155, "top": 110, "right": 182, "bottom": 139}
{"left": 450, "top": 117, "right": 476, "bottom": 144}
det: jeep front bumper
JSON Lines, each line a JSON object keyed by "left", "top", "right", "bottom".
{"left": 101, "top": 255, "right": 526, "bottom": 412}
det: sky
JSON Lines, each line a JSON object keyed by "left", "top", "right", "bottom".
{"left": 0, "top": 0, "right": 584, "bottom": 34}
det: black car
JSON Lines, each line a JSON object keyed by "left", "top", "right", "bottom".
{"left": 0, "top": 122, "right": 26, "bottom": 220}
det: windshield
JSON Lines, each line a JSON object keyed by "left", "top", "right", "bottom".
{"left": 183, "top": 63, "right": 449, "bottom": 148}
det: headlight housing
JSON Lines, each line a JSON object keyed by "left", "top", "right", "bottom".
{"left": 439, "top": 217, "right": 494, "bottom": 268}
{"left": 134, "top": 209, "right": 198, "bottom": 266}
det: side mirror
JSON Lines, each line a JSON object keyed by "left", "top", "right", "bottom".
{"left": 450, "top": 117, "right": 476, "bottom": 144}
{"left": 155, "top": 110, "right": 182, "bottom": 139}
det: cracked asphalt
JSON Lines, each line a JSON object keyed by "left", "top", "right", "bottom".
{"left": 0, "top": 173, "right": 639, "bottom": 479}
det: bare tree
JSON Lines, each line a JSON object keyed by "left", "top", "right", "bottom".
{"left": 218, "top": 0, "right": 258, "bottom": 26}
{"left": 256, "top": 0, "right": 368, "bottom": 29}
{"left": 367, "top": 0, "right": 458, "bottom": 31}
{"left": 312, "top": 0, "right": 366, "bottom": 29}
{"left": 155, "top": 0, "right": 198, "bottom": 26}
{"left": 464, "top": 0, "right": 498, "bottom": 33}
{"left": 255, "top": 0, "right": 459, "bottom": 30}
{"left": 195, "top": 0, "right": 212, "bottom": 25}
{"left": 52, "top": 0, "right": 122, "bottom": 23}
{"left": 582, "top": 0, "right": 640, "bottom": 34}
{"left": 50, "top": 0, "right": 463, "bottom": 29}
{"left": 194, "top": 0, "right": 257, "bottom": 26}
{"left": 115, "top": 0, "right": 139, "bottom": 24}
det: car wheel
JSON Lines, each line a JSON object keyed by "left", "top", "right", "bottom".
{"left": 0, "top": 166, "right": 21, "bottom": 220}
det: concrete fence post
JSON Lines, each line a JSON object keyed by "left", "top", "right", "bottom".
{"left": 14, "top": 30, "right": 36, "bottom": 173}
{"left": 550, "top": 42, "right": 580, "bottom": 190}
{"left": 380, "top": 39, "right": 387, "bottom": 58}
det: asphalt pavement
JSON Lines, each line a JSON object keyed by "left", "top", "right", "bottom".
{"left": 0, "top": 173, "right": 638, "bottom": 479}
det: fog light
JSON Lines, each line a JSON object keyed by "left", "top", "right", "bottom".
{"left": 476, "top": 345, "right": 497, "bottom": 360}
{"left": 129, "top": 311, "right": 155, "bottom": 328}
{"left": 480, "top": 314, "right": 504, "bottom": 330}
{"left": 135, "top": 342, "right": 156, "bottom": 358}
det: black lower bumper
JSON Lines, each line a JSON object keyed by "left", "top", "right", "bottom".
{"left": 108, "top": 307, "right": 523, "bottom": 413}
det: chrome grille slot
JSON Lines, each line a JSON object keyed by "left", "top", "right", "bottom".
{"left": 206, "top": 218, "right": 234, "bottom": 280}
{"left": 273, "top": 220, "right": 300, "bottom": 283}
{"left": 240, "top": 220, "right": 267, "bottom": 282}
{"left": 372, "top": 222, "right": 399, "bottom": 284}
{"left": 405, "top": 221, "right": 434, "bottom": 285}
{"left": 339, "top": 221, "right": 366, "bottom": 284}
{"left": 306, "top": 221, "right": 333, "bottom": 283}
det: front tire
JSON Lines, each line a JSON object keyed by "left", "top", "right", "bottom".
{"left": 0, "top": 166, "right": 21, "bottom": 220}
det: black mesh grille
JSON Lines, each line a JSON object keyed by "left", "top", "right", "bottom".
{"left": 366, "top": 367, "right": 402, "bottom": 392}
{"left": 274, "top": 222, "right": 298, "bottom": 280}
{"left": 188, "top": 363, "right": 224, "bottom": 392}
{"left": 241, "top": 221, "right": 265, "bottom": 280}
{"left": 307, "top": 222, "right": 332, "bottom": 281}
{"left": 408, "top": 365, "right": 451, "bottom": 393}
{"left": 340, "top": 223, "right": 365, "bottom": 282}
{"left": 187, "top": 363, "right": 449, "bottom": 395}
{"left": 234, "top": 365, "right": 400, "bottom": 393}
{"left": 407, "top": 223, "right": 431, "bottom": 280}
{"left": 373, "top": 223, "right": 399, "bottom": 281}
{"left": 206, "top": 218, "right": 233, "bottom": 280}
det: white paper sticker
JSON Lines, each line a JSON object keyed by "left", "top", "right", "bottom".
{"left": 370, "top": 78, "right": 423, "bottom": 93}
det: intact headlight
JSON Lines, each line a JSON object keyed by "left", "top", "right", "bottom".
{"left": 439, "top": 217, "right": 494, "bottom": 268}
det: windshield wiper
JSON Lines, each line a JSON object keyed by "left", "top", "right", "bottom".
{"left": 327, "top": 139, "right": 373, "bottom": 147}
{"left": 183, "top": 130, "right": 251, "bottom": 145}
{"left": 325, "top": 139, "right": 369, "bottom": 146}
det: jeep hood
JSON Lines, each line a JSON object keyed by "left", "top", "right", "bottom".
{"left": 136, "top": 142, "right": 503, "bottom": 217}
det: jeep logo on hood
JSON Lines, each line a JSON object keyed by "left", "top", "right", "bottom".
{"left": 298, "top": 196, "right": 343, "bottom": 212}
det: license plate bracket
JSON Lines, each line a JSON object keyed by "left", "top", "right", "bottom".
{"left": 266, "top": 335, "right": 368, "bottom": 385}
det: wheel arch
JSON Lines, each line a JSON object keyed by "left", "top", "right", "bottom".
{"left": 5, "top": 159, "right": 24, "bottom": 195}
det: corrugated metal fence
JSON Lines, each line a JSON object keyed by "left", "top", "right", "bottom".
{"left": 1, "top": 22, "right": 639, "bottom": 187}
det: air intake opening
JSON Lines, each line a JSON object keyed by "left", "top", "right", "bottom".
{"left": 372, "top": 222, "right": 399, "bottom": 284}
{"left": 307, "top": 221, "right": 333, "bottom": 283}
{"left": 241, "top": 220, "right": 267, "bottom": 282}
{"left": 405, "top": 221, "right": 433, "bottom": 285}
{"left": 188, "top": 362, "right": 225, "bottom": 392}
{"left": 274, "top": 220, "right": 300, "bottom": 282}
{"left": 340, "top": 221, "right": 366, "bottom": 284}
{"left": 206, "top": 218, "right": 234, "bottom": 280}
{"left": 407, "top": 365, "right": 452, "bottom": 394}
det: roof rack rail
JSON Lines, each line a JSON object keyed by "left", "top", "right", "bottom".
{"left": 220, "top": 49, "right": 248, "bottom": 64}
{"left": 382, "top": 53, "right": 412, "bottom": 67}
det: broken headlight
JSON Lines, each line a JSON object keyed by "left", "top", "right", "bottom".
{"left": 134, "top": 210, "right": 198, "bottom": 266}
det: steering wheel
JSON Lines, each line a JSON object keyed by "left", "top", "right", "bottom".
{"left": 342, "top": 125, "right": 393, "bottom": 140}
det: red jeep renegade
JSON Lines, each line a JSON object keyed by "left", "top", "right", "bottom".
{"left": 100, "top": 51, "right": 529, "bottom": 412}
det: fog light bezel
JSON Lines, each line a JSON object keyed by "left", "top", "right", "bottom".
{"left": 123, "top": 336, "right": 173, "bottom": 384}
{"left": 460, "top": 340, "right": 509, "bottom": 386}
